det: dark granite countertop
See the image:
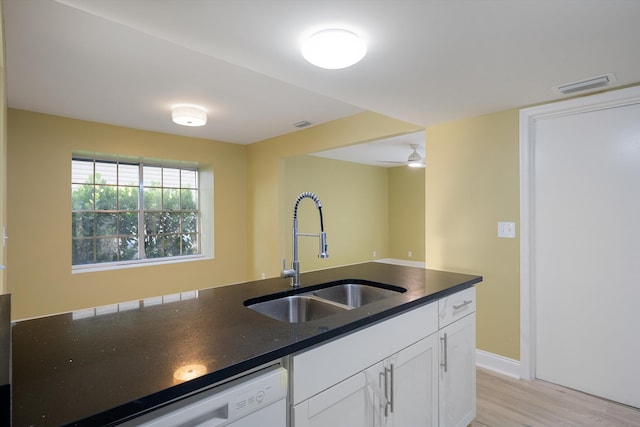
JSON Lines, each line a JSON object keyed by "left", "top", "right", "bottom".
{"left": 11, "top": 262, "right": 482, "bottom": 426}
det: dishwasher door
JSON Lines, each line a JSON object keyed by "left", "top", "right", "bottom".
{"left": 121, "top": 366, "right": 287, "bottom": 427}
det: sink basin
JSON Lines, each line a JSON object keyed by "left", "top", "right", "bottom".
{"left": 245, "top": 281, "right": 405, "bottom": 323}
{"left": 313, "top": 283, "right": 402, "bottom": 308}
{"left": 247, "top": 295, "right": 348, "bottom": 323}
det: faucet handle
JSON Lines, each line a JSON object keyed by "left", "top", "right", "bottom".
{"left": 281, "top": 258, "right": 295, "bottom": 278}
{"left": 318, "top": 232, "right": 329, "bottom": 259}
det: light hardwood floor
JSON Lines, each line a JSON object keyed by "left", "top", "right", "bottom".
{"left": 472, "top": 367, "right": 640, "bottom": 426}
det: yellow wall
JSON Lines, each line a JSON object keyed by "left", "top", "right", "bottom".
{"left": 283, "top": 155, "right": 389, "bottom": 272}
{"left": 6, "top": 105, "right": 518, "bottom": 359}
{"left": 7, "top": 109, "right": 247, "bottom": 319}
{"left": 425, "top": 109, "right": 520, "bottom": 360}
{"left": 6, "top": 109, "right": 419, "bottom": 319}
{"left": 247, "top": 111, "right": 422, "bottom": 279}
{"left": 6, "top": 105, "right": 517, "bottom": 359}
{"left": 388, "top": 166, "right": 425, "bottom": 261}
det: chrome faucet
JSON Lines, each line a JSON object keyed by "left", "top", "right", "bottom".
{"left": 281, "top": 192, "right": 328, "bottom": 288}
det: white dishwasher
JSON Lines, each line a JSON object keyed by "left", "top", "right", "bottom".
{"left": 120, "top": 366, "right": 287, "bottom": 427}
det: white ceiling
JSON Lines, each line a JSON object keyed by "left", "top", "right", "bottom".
{"left": 4, "top": 0, "right": 640, "bottom": 165}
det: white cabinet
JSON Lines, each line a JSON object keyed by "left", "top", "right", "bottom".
{"left": 291, "top": 285, "right": 477, "bottom": 427}
{"left": 292, "top": 363, "right": 376, "bottom": 427}
{"left": 438, "top": 287, "right": 476, "bottom": 427}
{"left": 291, "top": 302, "right": 438, "bottom": 427}
{"left": 293, "top": 335, "right": 438, "bottom": 427}
{"left": 387, "top": 333, "right": 439, "bottom": 426}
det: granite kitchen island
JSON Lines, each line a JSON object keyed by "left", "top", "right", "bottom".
{"left": 11, "top": 262, "right": 482, "bottom": 426}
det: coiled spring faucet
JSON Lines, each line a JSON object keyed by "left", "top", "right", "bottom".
{"left": 281, "top": 192, "right": 329, "bottom": 288}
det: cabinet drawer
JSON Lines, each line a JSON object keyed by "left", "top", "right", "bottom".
{"left": 438, "top": 287, "right": 475, "bottom": 328}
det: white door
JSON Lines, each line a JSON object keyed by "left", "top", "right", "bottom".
{"left": 390, "top": 334, "right": 439, "bottom": 427}
{"left": 532, "top": 96, "right": 640, "bottom": 408}
{"left": 439, "top": 313, "right": 476, "bottom": 427}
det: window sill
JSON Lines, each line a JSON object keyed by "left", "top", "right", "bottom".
{"left": 71, "top": 254, "right": 209, "bottom": 274}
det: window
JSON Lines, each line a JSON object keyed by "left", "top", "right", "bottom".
{"left": 71, "top": 158, "right": 200, "bottom": 267}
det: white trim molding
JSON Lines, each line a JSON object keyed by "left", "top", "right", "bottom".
{"left": 476, "top": 349, "right": 521, "bottom": 379}
{"left": 519, "top": 85, "right": 640, "bottom": 381}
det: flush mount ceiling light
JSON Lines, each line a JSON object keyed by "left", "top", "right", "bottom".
{"left": 301, "top": 29, "right": 367, "bottom": 69}
{"left": 171, "top": 105, "right": 207, "bottom": 127}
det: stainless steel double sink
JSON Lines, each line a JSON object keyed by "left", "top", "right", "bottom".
{"left": 245, "top": 282, "right": 406, "bottom": 323}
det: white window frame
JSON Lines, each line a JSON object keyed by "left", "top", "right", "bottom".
{"left": 71, "top": 156, "right": 209, "bottom": 272}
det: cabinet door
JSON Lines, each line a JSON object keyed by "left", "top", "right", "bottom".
{"left": 292, "top": 302, "right": 438, "bottom": 405}
{"left": 388, "top": 334, "right": 439, "bottom": 427}
{"left": 439, "top": 313, "right": 476, "bottom": 427}
{"left": 293, "top": 363, "right": 383, "bottom": 427}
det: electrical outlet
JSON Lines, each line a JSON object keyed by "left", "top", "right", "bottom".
{"left": 498, "top": 222, "right": 516, "bottom": 238}
{"left": 408, "top": 251, "right": 412, "bottom": 257}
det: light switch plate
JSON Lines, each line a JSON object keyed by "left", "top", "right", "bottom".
{"left": 498, "top": 222, "right": 516, "bottom": 238}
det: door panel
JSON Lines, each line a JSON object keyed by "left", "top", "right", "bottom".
{"left": 534, "top": 102, "right": 640, "bottom": 408}
{"left": 391, "top": 334, "right": 438, "bottom": 426}
{"left": 439, "top": 313, "right": 476, "bottom": 427}
{"left": 295, "top": 364, "right": 382, "bottom": 427}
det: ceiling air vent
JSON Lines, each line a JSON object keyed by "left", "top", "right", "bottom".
{"left": 554, "top": 73, "right": 616, "bottom": 95}
{"left": 293, "top": 120, "right": 312, "bottom": 128}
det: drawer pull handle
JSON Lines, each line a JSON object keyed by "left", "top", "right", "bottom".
{"left": 453, "top": 300, "right": 473, "bottom": 310}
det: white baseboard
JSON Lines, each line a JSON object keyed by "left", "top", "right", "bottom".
{"left": 374, "top": 258, "right": 426, "bottom": 268}
{"left": 476, "top": 349, "right": 521, "bottom": 379}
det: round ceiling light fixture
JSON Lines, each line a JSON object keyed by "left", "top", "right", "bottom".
{"left": 171, "top": 105, "right": 207, "bottom": 127}
{"left": 301, "top": 29, "right": 367, "bottom": 69}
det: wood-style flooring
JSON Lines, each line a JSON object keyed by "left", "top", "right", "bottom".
{"left": 472, "top": 367, "right": 640, "bottom": 427}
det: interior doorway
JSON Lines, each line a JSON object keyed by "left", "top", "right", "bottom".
{"left": 520, "top": 86, "right": 640, "bottom": 408}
